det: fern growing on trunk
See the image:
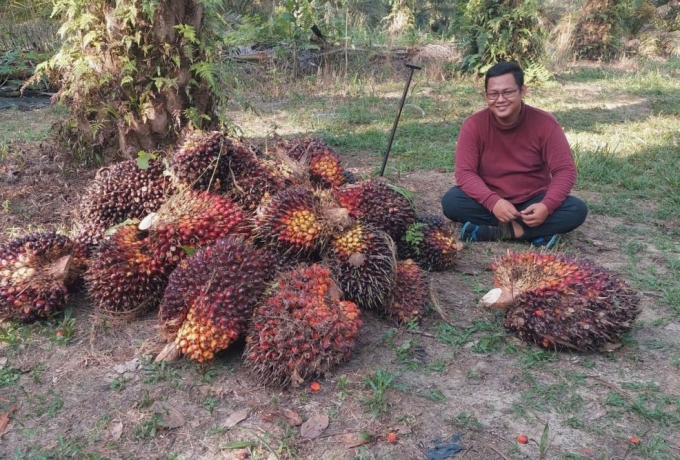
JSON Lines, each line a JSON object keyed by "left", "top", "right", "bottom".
{"left": 30, "top": 0, "right": 229, "bottom": 160}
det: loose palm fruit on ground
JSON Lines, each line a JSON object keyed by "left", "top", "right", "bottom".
{"left": 86, "top": 224, "right": 171, "bottom": 317}
{"left": 333, "top": 179, "right": 416, "bottom": 241}
{"left": 244, "top": 264, "right": 362, "bottom": 387}
{"left": 145, "top": 190, "right": 250, "bottom": 268}
{"left": 397, "top": 214, "right": 462, "bottom": 271}
{"left": 75, "top": 158, "right": 172, "bottom": 247}
{"left": 277, "top": 137, "right": 347, "bottom": 188}
{"left": 383, "top": 259, "right": 430, "bottom": 324}
{"left": 0, "top": 232, "right": 85, "bottom": 323}
{"left": 169, "top": 130, "right": 231, "bottom": 192}
{"left": 324, "top": 223, "right": 396, "bottom": 310}
{"left": 480, "top": 250, "right": 640, "bottom": 351}
{"left": 158, "top": 237, "right": 278, "bottom": 362}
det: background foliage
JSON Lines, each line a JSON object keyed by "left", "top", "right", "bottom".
{"left": 1, "top": 0, "right": 680, "bottom": 160}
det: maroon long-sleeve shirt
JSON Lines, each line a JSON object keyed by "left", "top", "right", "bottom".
{"left": 454, "top": 103, "right": 577, "bottom": 214}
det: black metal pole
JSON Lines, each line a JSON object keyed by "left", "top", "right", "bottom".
{"left": 379, "top": 63, "right": 422, "bottom": 177}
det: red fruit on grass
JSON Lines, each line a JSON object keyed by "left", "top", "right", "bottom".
{"left": 628, "top": 436, "right": 641, "bottom": 445}
{"left": 309, "top": 381, "right": 321, "bottom": 392}
{"left": 517, "top": 434, "right": 528, "bottom": 444}
{"left": 387, "top": 432, "right": 398, "bottom": 444}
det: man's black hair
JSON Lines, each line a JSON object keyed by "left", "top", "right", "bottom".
{"left": 485, "top": 61, "right": 524, "bottom": 90}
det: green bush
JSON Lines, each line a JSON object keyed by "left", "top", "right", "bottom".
{"left": 456, "top": 0, "right": 546, "bottom": 74}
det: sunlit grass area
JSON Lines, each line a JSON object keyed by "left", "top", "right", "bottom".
{"left": 228, "top": 60, "right": 680, "bottom": 224}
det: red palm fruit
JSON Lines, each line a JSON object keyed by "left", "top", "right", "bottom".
{"left": 397, "top": 214, "right": 462, "bottom": 271}
{"left": 324, "top": 223, "right": 397, "bottom": 310}
{"left": 145, "top": 190, "right": 250, "bottom": 268}
{"left": 74, "top": 158, "right": 173, "bottom": 247}
{"left": 0, "top": 232, "right": 85, "bottom": 323}
{"left": 158, "top": 237, "right": 278, "bottom": 362}
{"left": 85, "top": 224, "right": 170, "bottom": 317}
{"left": 480, "top": 250, "right": 640, "bottom": 351}
{"left": 244, "top": 264, "right": 362, "bottom": 387}
{"left": 383, "top": 259, "right": 430, "bottom": 324}
{"left": 169, "top": 130, "right": 231, "bottom": 192}
{"left": 333, "top": 179, "right": 416, "bottom": 241}
{"left": 277, "top": 137, "right": 347, "bottom": 188}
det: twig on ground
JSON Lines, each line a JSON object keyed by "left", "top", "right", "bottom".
{"left": 485, "top": 443, "right": 511, "bottom": 460}
{"left": 587, "top": 375, "right": 632, "bottom": 399}
{"left": 404, "top": 329, "right": 437, "bottom": 338}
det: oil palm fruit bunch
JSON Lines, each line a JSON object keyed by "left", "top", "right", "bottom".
{"left": 169, "top": 130, "right": 231, "bottom": 192}
{"left": 144, "top": 190, "right": 250, "bottom": 267}
{"left": 0, "top": 232, "right": 86, "bottom": 323}
{"left": 277, "top": 137, "right": 346, "bottom": 188}
{"left": 383, "top": 259, "right": 429, "bottom": 324}
{"left": 227, "top": 139, "right": 287, "bottom": 211}
{"left": 480, "top": 250, "right": 640, "bottom": 351}
{"left": 86, "top": 224, "right": 170, "bottom": 317}
{"left": 158, "top": 237, "right": 277, "bottom": 362}
{"left": 254, "top": 186, "right": 351, "bottom": 259}
{"left": 397, "top": 214, "right": 462, "bottom": 271}
{"left": 324, "top": 223, "right": 396, "bottom": 310}
{"left": 333, "top": 179, "right": 416, "bottom": 241}
{"left": 244, "top": 263, "right": 362, "bottom": 386}
{"left": 75, "top": 158, "right": 172, "bottom": 247}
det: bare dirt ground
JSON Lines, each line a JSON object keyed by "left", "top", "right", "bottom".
{"left": 1, "top": 107, "right": 679, "bottom": 460}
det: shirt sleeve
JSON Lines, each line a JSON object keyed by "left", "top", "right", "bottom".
{"left": 454, "top": 120, "right": 502, "bottom": 212}
{"left": 541, "top": 124, "right": 578, "bottom": 214}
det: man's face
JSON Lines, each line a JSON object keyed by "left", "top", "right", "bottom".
{"left": 485, "top": 73, "right": 526, "bottom": 125}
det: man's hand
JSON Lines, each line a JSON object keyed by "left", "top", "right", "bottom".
{"left": 520, "top": 203, "right": 549, "bottom": 227}
{"left": 492, "top": 199, "right": 520, "bottom": 223}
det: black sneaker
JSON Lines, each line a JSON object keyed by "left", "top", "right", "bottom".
{"left": 530, "top": 234, "right": 559, "bottom": 249}
{"left": 459, "top": 222, "right": 479, "bottom": 242}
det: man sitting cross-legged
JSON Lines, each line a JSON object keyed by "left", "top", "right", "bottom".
{"left": 441, "top": 61, "right": 588, "bottom": 248}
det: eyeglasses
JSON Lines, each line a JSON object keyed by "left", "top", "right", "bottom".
{"left": 485, "top": 89, "right": 519, "bottom": 101}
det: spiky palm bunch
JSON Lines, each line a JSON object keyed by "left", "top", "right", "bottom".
{"left": 0, "top": 231, "right": 85, "bottom": 322}
{"left": 244, "top": 264, "right": 362, "bottom": 386}
{"left": 158, "top": 237, "right": 278, "bottom": 362}
{"left": 481, "top": 251, "right": 640, "bottom": 351}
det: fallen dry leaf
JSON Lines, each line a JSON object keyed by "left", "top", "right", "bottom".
{"left": 333, "top": 432, "right": 372, "bottom": 448}
{"left": 278, "top": 409, "right": 303, "bottom": 426}
{"left": 223, "top": 409, "right": 249, "bottom": 428}
{"left": 108, "top": 420, "right": 123, "bottom": 441}
{"left": 151, "top": 402, "right": 185, "bottom": 428}
{"left": 300, "top": 413, "right": 329, "bottom": 439}
{"left": 0, "top": 405, "right": 18, "bottom": 435}
{"left": 0, "top": 412, "right": 10, "bottom": 435}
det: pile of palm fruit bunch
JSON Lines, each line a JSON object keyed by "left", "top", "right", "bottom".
{"left": 0, "top": 129, "right": 464, "bottom": 386}
{"left": 478, "top": 250, "right": 640, "bottom": 351}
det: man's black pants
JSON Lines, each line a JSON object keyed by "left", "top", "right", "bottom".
{"left": 441, "top": 187, "right": 588, "bottom": 240}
